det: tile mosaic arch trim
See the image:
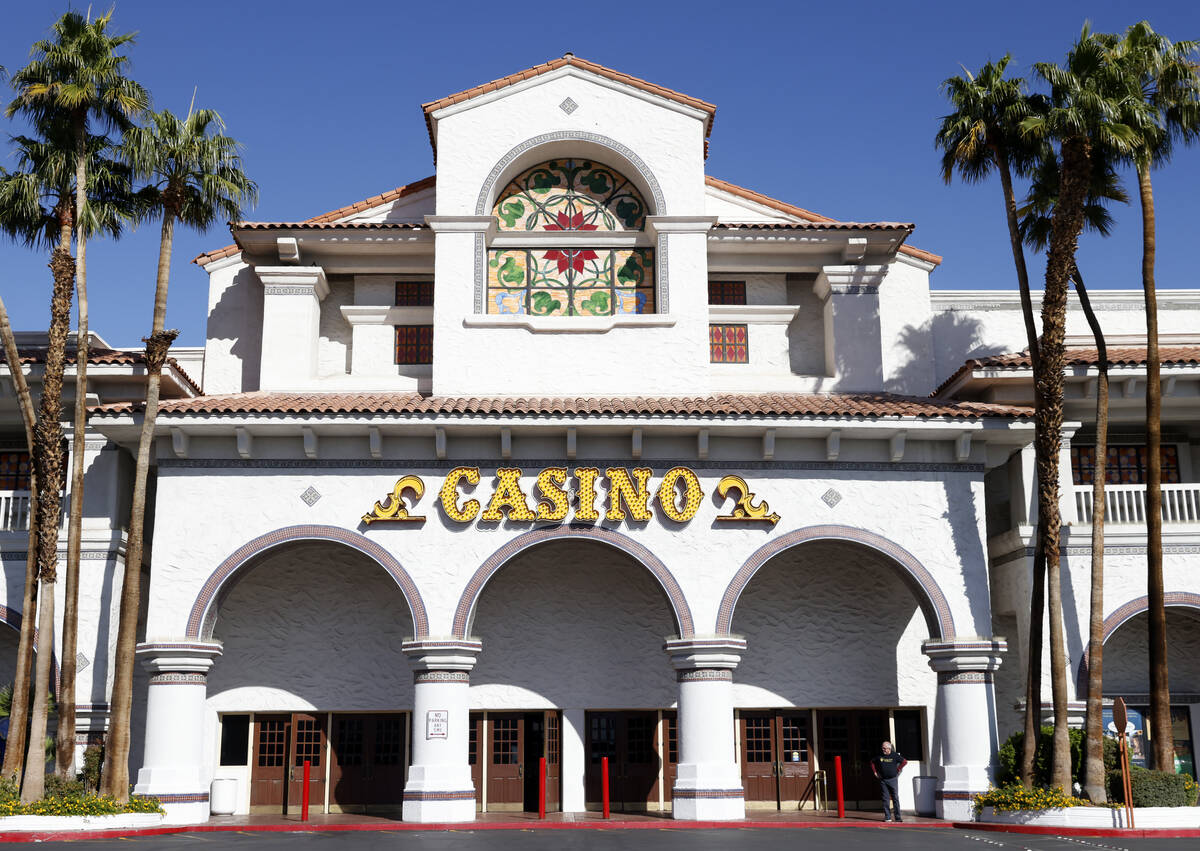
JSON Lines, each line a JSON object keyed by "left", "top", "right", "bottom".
{"left": 472, "top": 131, "right": 668, "bottom": 314}
{"left": 186, "top": 524, "right": 430, "bottom": 639}
{"left": 1074, "top": 591, "right": 1200, "bottom": 695}
{"left": 452, "top": 523, "right": 693, "bottom": 638}
{"left": 715, "top": 525, "right": 955, "bottom": 639}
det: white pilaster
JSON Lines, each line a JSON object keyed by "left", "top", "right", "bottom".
{"left": 133, "top": 641, "right": 223, "bottom": 825}
{"left": 255, "top": 266, "right": 329, "bottom": 390}
{"left": 922, "top": 637, "right": 1007, "bottom": 821}
{"left": 401, "top": 638, "right": 481, "bottom": 823}
{"left": 664, "top": 636, "right": 746, "bottom": 821}
{"left": 813, "top": 265, "right": 888, "bottom": 391}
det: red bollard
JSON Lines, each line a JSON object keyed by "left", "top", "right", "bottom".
{"left": 601, "top": 756, "right": 610, "bottom": 819}
{"left": 539, "top": 756, "right": 547, "bottom": 819}
{"left": 834, "top": 755, "right": 844, "bottom": 819}
{"left": 301, "top": 759, "right": 311, "bottom": 822}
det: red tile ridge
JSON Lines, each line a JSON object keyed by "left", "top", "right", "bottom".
{"left": 706, "top": 176, "right": 943, "bottom": 266}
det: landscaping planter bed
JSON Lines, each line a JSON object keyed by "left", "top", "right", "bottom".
{"left": 979, "top": 805, "right": 1200, "bottom": 829}
{"left": 0, "top": 812, "right": 165, "bottom": 832}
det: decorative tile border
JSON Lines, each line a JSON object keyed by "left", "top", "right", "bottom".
{"left": 716, "top": 525, "right": 954, "bottom": 639}
{"left": 677, "top": 669, "right": 733, "bottom": 682}
{"left": 1075, "top": 591, "right": 1200, "bottom": 694}
{"left": 414, "top": 671, "right": 470, "bottom": 684}
{"left": 402, "top": 789, "right": 477, "bottom": 801}
{"left": 452, "top": 523, "right": 692, "bottom": 637}
{"left": 149, "top": 672, "right": 208, "bottom": 686}
{"left": 937, "top": 671, "right": 993, "bottom": 685}
{"left": 471, "top": 132, "right": 668, "bottom": 315}
{"left": 671, "top": 788, "right": 745, "bottom": 799}
{"left": 153, "top": 792, "right": 210, "bottom": 804}
{"left": 186, "top": 524, "right": 429, "bottom": 639}
{"left": 936, "top": 789, "right": 983, "bottom": 800}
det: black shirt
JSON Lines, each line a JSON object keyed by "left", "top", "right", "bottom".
{"left": 872, "top": 751, "right": 906, "bottom": 779}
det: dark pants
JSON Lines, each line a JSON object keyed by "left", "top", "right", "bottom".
{"left": 880, "top": 776, "right": 901, "bottom": 819}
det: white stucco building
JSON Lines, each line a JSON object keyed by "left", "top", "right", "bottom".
{"left": 3, "top": 56, "right": 1199, "bottom": 826}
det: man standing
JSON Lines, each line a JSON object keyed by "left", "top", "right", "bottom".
{"left": 871, "top": 740, "right": 908, "bottom": 822}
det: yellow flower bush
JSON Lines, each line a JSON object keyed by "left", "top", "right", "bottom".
{"left": 0, "top": 776, "right": 163, "bottom": 817}
{"left": 972, "top": 784, "right": 1088, "bottom": 815}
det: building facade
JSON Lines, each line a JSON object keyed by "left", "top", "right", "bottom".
{"left": 4, "top": 56, "right": 1200, "bottom": 826}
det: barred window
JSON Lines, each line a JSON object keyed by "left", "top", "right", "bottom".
{"left": 395, "top": 280, "right": 434, "bottom": 306}
{"left": 709, "top": 324, "right": 749, "bottom": 364}
{"left": 0, "top": 451, "right": 31, "bottom": 490}
{"left": 1070, "top": 445, "right": 1181, "bottom": 485}
{"left": 394, "top": 325, "right": 433, "bottom": 365}
{"left": 708, "top": 280, "right": 746, "bottom": 305}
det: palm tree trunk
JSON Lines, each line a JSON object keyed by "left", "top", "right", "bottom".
{"left": 1075, "top": 266, "right": 1109, "bottom": 802}
{"left": 1038, "top": 135, "right": 1091, "bottom": 792}
{"left": 57, "top": 115, "right": 89, "bottom": 778}
{"left": 996, "top": 147, "right": 1048, "bottom": 788}
{"left": 20, "top": 244, "right": 77, "bottom": 803}
{"left": 1139, "top": 163, "right": 1172, "bottom": 772}
{"left": 0, "top": 294, "right": 39, "bottom": 783}
{"left": 100, "top": 211, "right": 178, "bottom": 802}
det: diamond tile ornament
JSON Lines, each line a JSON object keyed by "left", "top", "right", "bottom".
{"left": 821, "top": 488, "right": 843, "bottom": 508}
{"left": 559, "top": 97, "right": 578, "bottom": 115}
{"left": 75, "top": 652, "right": 89, "bottom": 672}
{"left": 300, "top": 486, "right": 322, "bottom": 506}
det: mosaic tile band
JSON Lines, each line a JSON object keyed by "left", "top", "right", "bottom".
{"left": 670, "top": 788, "right": 746, "bottom": 799}
{"left": 149, "top": 672, "right": 208, "bottom": 686}
{"left": 936, "top": 671, "right": 992, "bottom": 685}
{"left": 402, "top": 789, "right": 477, "bottom": 801}
{"left": 677, "top": 669, "right": 733, "bottom": 682}
{"left": 153, "top": 792, "right": 210, "bottom": 804}
{"left": 414, "top": 671, "right": 470, "bottom": 684}
{"left": 716, "top": 525, "right": 954, "bottom": 639}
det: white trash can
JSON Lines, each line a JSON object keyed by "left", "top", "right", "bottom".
{"left": 912, "top": 775, "right": 937, "bottom": 817}
{"left": 210, "top": 777, "right": 238, "bottom": 815}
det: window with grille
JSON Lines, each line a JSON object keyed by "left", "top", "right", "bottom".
{"left": 1070, "top": 445, "right": 1181, "bottom": 485}
{"left": 710, "top": 323, "right": 748, "bottom": 363}
{"left": 627, "top": 717, "right": 654, "bottom": 765}
{"left": 0, "top": 451, "right": 31, "bottom": 490}
{"left": 395, "top": 280, "right": 434, "bottom": 306}
{"left": 294, "top": 718, "right": 322, "bottom": 767}
{"left": 589, "top": 716, "right": 616, "bottom": 763}
{"left": 744, "top": 717, "right": 773, "bottom": 763}
{"left": 781, "top": 715, "right": 808, "bottom": 762}
{"left": 374, "top": 717, "right": 404, "bottom": 765}
{"left": 257, "top": 719, "right": 287, "bottom": 767}
{"left": 547, "top": 714, "right": 560, "bottom": 765}
{"left": 493, "top": 718, "right": 520, "bottom": 765}
{"left": 335, "top": 717, "right": 364, "bottom": 767}
{"left": 708, "top": 280, "right": 747, "bottom": 305}
{"left": 666, "top": 716, "right": 677, "bottom": 764}
{"left": 394, "top": 325, "right": 433, "bottom": 365}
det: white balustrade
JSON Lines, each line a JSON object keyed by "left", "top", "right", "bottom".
{"left": 1074, "top": 483, "right": 1200, "bottom": 525}
{"left": 1, "top": 490, "right": 32, "bottom": 532}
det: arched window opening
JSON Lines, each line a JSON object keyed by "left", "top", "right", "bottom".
{"left": 487, "top": 159, "right": 654, "bottom": 317}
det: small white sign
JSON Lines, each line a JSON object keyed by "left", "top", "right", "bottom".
{"left": 427, "top": 710, "right": 448, "bottom": 739}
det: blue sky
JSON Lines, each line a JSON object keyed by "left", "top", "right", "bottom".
{"left": 1, "top": 0, "right": 1197, "bottom": 348}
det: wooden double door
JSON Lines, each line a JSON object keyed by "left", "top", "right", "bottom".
{"left": 585, "top": 711, "right": 673, "bottom": 811}
{"left": 250, "top": 712, "right": 408, "bottom": 814}
{"left": 739, "top": 710, "right": 813, "bottom": 808}
{"left": 817, "top": 709, "right": 889, "bottom": 808}
{"left": 469, "top": 711, "right": 560, "bottom": 812}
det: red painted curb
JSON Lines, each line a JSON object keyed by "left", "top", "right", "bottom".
{"left": 955, "top": 821, "right": 1200, "bottom": 838}
{"left": 0, "top": 818, "right": 955, "bottom": 842}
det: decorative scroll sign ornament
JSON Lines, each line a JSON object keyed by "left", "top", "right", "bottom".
{"left": 362, "top": 475, "right": 427, "bottom": 524}
{"left": 714, "top": 475, "right": 781, "bottom": 526}
{"left": 361, "top": 468, "right": 780, "bottom": 528}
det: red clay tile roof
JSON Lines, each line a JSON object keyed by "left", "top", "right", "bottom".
{"left": 194, "top": 176, "right": 436, "bottom": 267}
{"left": 934, "top": 346, "right": 1200, "bottom": 397}
{"left": 706, "top": 176, "right": 942, "bottom": 266}
{"left": 12, "top": 347, "right": 202, "bottom": 394}
{"left": 421, "top": 55, "right": 717, "bottom": 158}
{"left": 234, "top": 221, "right": 429, "bottom": 231}
{"left": 712, "top": 222, "right": 915, "bottom": 232}
{"left": 93, "top": 391, "right": 1031, "bottom": 420}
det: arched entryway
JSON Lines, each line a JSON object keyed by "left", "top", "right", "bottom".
{"left": 462, "top": 527, "right": 686, "bottom": 815}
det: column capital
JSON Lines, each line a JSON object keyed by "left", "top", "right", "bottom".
{"left": 664, "top": 635, "right": 745, "bottom": 672}
{"left": 813, "top": 264, "right": 888, "bottom": 299}
{"left": 922, "top": 636, "right": 1006, "bottom": 675}
{"left": 136, "top": 641, "right": 222, "bottom": 676}
{"left": 255, "top": 265, "right": 329, "bottom": 300}
{"left": 402, "top": 638, "right": 481, "bottom": 674}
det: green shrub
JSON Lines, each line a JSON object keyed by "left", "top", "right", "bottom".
{"left": 973, "top": 783, "right": 1087, "bottom": 814}
{"left": 1108, "top": 766, "right": 1200, "bottom": 808}
{"left": 997, "top": 727, "right": 1118, "bottom": 787}
{"left": 81, "top": 745, "right": 104, "bottom": 793}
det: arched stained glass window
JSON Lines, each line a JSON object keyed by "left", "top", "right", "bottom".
{"left": 487, "top": 159, "right": 654, "bottom": 317}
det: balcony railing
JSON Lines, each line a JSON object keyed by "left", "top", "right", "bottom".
{"left": 1, "top": 491, "right": 32, "bottom": 532}
{"left": 1074, "top": 483, "right": 1200, "bottom": 525}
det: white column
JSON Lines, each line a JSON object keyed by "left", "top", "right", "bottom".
{"left": 665, "top": 637, "right": 746, "bottom": 821}
{"left": 255, "top": 266, "right": 328, "bottom": 390}
{"left": 922, "top": 637, "right": 1007, "bottom": 821}
{"left": 401, "top": 638, "right": 480, "bottom": 823}
{"left": 133, "top": 641, "right": 222, "bottom": 825}
{"left": 813, "top": 265, "right": 888, "bottom": 391}
{"left": 561, "top": 708, "right": 587, "bottom": 813}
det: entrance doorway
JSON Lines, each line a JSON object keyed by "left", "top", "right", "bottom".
{"left": 817, "top": 709, "right": 889, "bottom": 808}
{"left": 739, "top": 710, "right": 814, "bottom": 808}
{"left": 470, "top": 711, "right": 562, "bottom": 812}
{"left": 249, "top": 712, "right": 408, "bottom": 814}
{"left": 585, "top": 711, "right": 663, "bottom": 811}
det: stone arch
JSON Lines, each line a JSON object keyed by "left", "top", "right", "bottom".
{"left": 186, "top": 524, "right": 429, "bottom": 640}
{"left": 1075, "top": 591, "right": 1200, "bottom": 694}
{"left": 716, "top": 524, "right": 956, "bottom": 639}
{"left": 453, "top": 524, "right": 693, "bottom": 638}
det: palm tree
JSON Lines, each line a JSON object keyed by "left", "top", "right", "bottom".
{"left": 935, "top": 55, "right": 1048, "bottom": 787}
{"left": 1019, "top": 149, "right": 1128, "bottom": 801}
{"left": 1105, "top": 21, "right": 1200, "bottom": 773}
{"left": 101, "top": 106, "right": 256, "bottom": 801}
{"left": 1019, "top": 25, "right": 1145, "bottom": 791}
{"left": 5, "top": 8, "right": 147, "bottom": 781}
